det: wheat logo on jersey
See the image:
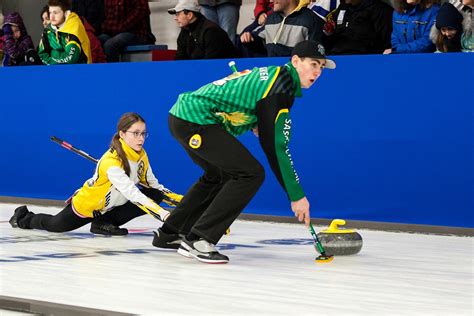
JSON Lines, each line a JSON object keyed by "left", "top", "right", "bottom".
{"left": 137, "top": 160, "right": 145, "bottom": 179}
{"left": 189, "top": 134, "right": 202, "bottom": 149}
{"left": 216, "top": 111, "right": 252, "bottom": 126}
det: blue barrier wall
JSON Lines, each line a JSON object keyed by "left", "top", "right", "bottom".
{"left": 0, "top": 53, "right": 472, "bottom": 227}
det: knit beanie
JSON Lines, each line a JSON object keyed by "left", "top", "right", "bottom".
{"left": 436, "top": 3, "right": 463, "bottom": 32}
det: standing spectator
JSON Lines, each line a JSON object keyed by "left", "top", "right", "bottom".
{"left": 198, "top": 0, "right": 241, "bottom": 44}
{"left": 38, "top": 0, "right": 92, "bottom": 65}
{"left": 323, "top": 0, "right": 393, "bottom": 55}
{"left": 99, "top": 0, "right": 156, "bottom": 62}
{"left": 1, "top": 12, "right": 42, "bottom": 66}
{"left": 449, "top": 0, "right": 473, "bottom": 51}
{"left": 384, "top": 0, "right": 440, "bottom": 54}
{"left": 71, "top": 0, "right": 104, "bottom": 34}
{"left": 430, "top": 2, "right": 464, "bottom": 52}
{"left": 41, "top": 5, "right": 50, "bottom": 28}
{"left": 240, "top": 0, "right": 324, "bottom": 57}
{"left": 169, "top": 0, "right": 238, "bottom": 60}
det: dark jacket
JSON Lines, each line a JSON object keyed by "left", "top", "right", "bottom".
{"left": 324, "top": 0, "right": 393, "bottom": 55}
{"left": 72, "top": 0, "right": 105, "bottom": 34}
{"left": 175, "top": 13, "right": 238, "bottom": 60}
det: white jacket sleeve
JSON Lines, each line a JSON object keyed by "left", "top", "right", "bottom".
{"left": 107, "top": 166, "right": 169, "bottom": 221}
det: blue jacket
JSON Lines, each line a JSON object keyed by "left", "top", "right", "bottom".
{"left": 392, "top": 4, "right": 440, "bottom": 53}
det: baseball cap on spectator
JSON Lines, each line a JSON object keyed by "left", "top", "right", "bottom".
{"left": 291, "top": 40, "right": 336, "bottom": 69}
{"left": 168, "top": 0, "right": 201, "bottom": 14}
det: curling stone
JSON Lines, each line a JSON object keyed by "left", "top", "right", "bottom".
{"left": 316, "top": 219, "right": 363, "bottom": 256}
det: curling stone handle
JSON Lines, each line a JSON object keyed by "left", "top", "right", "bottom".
{"left": 328, "top": 219, "right": 346, "bottom": 231}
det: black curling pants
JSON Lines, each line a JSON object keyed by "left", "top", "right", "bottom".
{"left": 166, "top": 115, "right": 265, "bottom": 244}
{"left": 18, "top": 187, "right": 164, "bottom": 232}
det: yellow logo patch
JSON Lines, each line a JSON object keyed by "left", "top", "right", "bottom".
{"left": 189, "top": 134, "right": 202, "bottom": 149}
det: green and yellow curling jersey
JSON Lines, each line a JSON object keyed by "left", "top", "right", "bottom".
{"left": 170, "top": 62, "right": 306, "bottom": 202}
{"left": 171, "top": 64, "right": 300, "bottom": 136}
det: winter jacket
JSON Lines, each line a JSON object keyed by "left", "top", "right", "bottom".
{"left": 72, "top": 0, "right": 105, "bottom": 34}
{"left": 255, "top": 5, "right": 325, "bottom": 56}
{"left": 1, "top": 12, "right": 40, "bottom": 66}
{"left": 324, "top": 0, "right": 393, "bottom": 55}
{"left": 38, "top": 12, "right": 92, "bottom": 64}
{"left": 449, "top": 0, "right": 473, "bottom": 52}
{"left": 391, "top": 4, "right": 439, "bottom": 54}
{"left": 175, "top": 13, "right": 238, "bottom": 60}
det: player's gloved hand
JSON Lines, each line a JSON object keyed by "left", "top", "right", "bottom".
{"left": 163, "top": 191, "right": 183, "bottom": 207}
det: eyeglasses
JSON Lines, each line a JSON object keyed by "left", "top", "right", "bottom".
{"left": 125, "top": 131, "right": 149, "bottom": 139}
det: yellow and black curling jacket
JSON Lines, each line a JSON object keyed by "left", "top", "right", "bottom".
{"left": 71, "top": 139, "right": 165, "bottom": 218}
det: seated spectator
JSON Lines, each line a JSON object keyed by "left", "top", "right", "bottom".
{"left": 41, "top": 5, "right": 50, "bottom": 28}
{"left": 430, "top": 2, "right": 464, "bottom": 52}
{"left": 323, "top": 0, "right": 393, "bottom": 55}
{"left": 70, "top": 0, "right": 107, "bottom": 63}
{"left": 1, "top": 12, "right": 42, "bottom": 66}
{"left": 198, "top": 0, "right": 241, "bottom": 44}
{"left": 240, "top": 0, "right": 324, "bottom": 57}
{"left": 99, "top": 0, "right": 156, "bottom": 63}
{"left": 236, "top": 0, "right": 274, "bottom": 57}
{"left": 72, "top": 0, "right": 104, "bottom": 35}
{"left": 254, "top": 0, "right": 274, "bottom": 25}
{"left": 168, "top": 0, "right": 238, "bottom": 60}
{"left": 308, "top": 0, "right": 340, "bottom": 20}
{"left": 38, "top": 0, "right": 92, "bottom": 65}
{"left": 80, "top": 17, "right": 107, "bottom": 63}
{"left": 449, "top": 0, "right": 473, "bottom": 52}
{"left": 384, "top": 0, "right": 440, "bottom": 54}
{"left": 0, "top": 13, "right": 4, "bottom": 64}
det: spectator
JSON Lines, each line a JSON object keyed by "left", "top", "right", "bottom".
{"left": 169, "top": 0, "right": 238, "bottom": 60}
{"left": 430, "top": 2, "right": 463, "bottom": 52}
{"left": 198, "top": 0, "right": 241, "bottom": 44}
{"left": 323, "top": 0, "right": 393, "bottom": 55}
{"left": 240, "top": 0, "right": 324, "bottom": 57}
{"left": 81, "top": 17, "right": 107, "bottom": 63}
{"left": 449, "top": 0, "right": 473, "bottom": 52}
{"left": 70, "top": 1, "right": 107, "bottom": 63}
{"left": 254, "top": 0, "right": 274, "bottom": 24}
{"left": 38, "top": 0, "right": 92, "bottom": 65}
{"left": 0, "top": 13, "right": 4, "bottom": 64}
{"left": 99, "top": 0, "right": 156, "bottom": 62}
{"left": 384, "top": 0, "right": 440, "bottom": 54}
{"left": 41, "top": 5, "right": 50, "bottom": 28}
{"left": 72, "top": 0, "right": 104, "bottom": 34}
{"left": 308, "top": 0, "right": 340, "bottom": 20}
{"left": 1, "top": 12, "right": 42, "bottom": 66}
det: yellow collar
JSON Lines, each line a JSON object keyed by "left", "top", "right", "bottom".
{"left": 119, "top": 138, "right": 144, "bottom": 162}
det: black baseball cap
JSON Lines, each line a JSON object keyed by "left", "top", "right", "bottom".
{"left": 291, "top": 40, "right": 336, "bottom": 69}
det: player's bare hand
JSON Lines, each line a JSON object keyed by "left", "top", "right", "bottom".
{"left": 240, "top": 32, "right": 254, "bottom": 43}
{"left": 291, "top": 197, "right": 310, "bottom": 226}
{"left": 383, "top": 48, "right": 392, "bottom": 54}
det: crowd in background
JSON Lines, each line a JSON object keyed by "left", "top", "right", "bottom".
{"left": 0, "top": 0, "right": 472, "bottom": 66}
